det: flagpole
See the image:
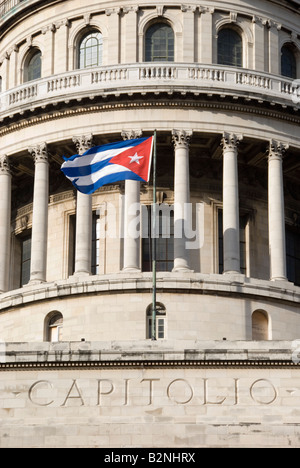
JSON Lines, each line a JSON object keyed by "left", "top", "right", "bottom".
{"left": 151, "top": 130, "right": 157, "bottom": 341}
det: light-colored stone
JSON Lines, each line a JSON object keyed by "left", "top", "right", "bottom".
{"left": 0, "top": 0, "right": 299, "bottom": 449}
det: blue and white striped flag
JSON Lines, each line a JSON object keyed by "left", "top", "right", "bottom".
{"left": 61, "top": 136, "right": 154, "bottom": 195}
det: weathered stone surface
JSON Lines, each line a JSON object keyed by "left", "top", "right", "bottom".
{"left": 0, "top": 341, "right": 300, "bottom": 448}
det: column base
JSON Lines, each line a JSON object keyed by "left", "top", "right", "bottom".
{"left": 72, "top": 271, "right": 91, "bottom": 278}
{"left": 270, "top": 276, "right": 288, "bottom": 282}
{"left": 172, "top": 267, "right": 194, "bottom": 273}
{"left": 28, "top": 279, "right": 46, "bottom": 286}
{"left": 223, "top": 270, "right": 241, "bottom": 275}
{"left": 122, "top": 267, "right": 141, "bottom": 273}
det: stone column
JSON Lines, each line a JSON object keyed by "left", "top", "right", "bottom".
{"left": 123, "top": 6, "right": 139, "bottom": 63}
{"left": 172, "top": 129, "right": 192, "bottom": 272}
{"left": 268, "top": 21, "right": 281, "bottom": 75}
{"left": 200, "top": 7, "right": 213, "bottom": 64}
{"left": 42, "top": 24, "right": 56, "bottom": 76}
{"left": 73, "top": 134, "right": 93, "bottom": 276}
{"left": 268, "top": 140, "right": 289, "bottom": 281}
{"left": 221, "top": 133, "right": 242, "bottom": 274}
{"left": 181, "top": 5, "right": 196, "bottom": 62}
{"left": 0, "top": 155, "right": 11, "bottom": 292}
{"left": 253, "top": 17, "right": 266, "bottom": 72}
{"left": 105, "top": 8, "right": 121, "bottom": 65}
{"left": 122, "top": 130, "right": 141, "bottom": 272}
{"left": 28, "top": 143, "right": 49, "bottom": 283}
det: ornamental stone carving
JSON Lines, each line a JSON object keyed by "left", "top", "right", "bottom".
{"left": 172, "top": 129, "right": 192, "bottom": 149}
{"left": 121, "top": 130, "right": 142, "bottom": 140}
{"left": 268, "top": 140, "right": 289, "bottom": 160}
{"left": 28, "top": 143, "right": 48, "bottom": 164}
{"left": 72, "top": 134, "right": 94, "bottom": 154}
{"left": 0, "top": 155, "right": 11, "bottom": 174}
{"left": 221, "top": 133, "right": 243, "bottom": 153}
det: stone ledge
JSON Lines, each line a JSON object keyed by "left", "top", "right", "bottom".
{"left": 1, "top": 64, "right": 299, "bottom": 124}
{"left": 0, "top": 273, "right": 299, "bottom": 311}
{"left": 0, "top": 340, "right": 297, "bottom": 368}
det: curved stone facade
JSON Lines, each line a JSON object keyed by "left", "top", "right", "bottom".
{"left": 0, "top": 0, "right": 299, "bottom": 344}
{"left": 2, "top": 0, "right": 300, "bottom": 450}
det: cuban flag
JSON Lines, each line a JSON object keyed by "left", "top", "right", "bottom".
{"left": 61, "top": 136, "right": 154, "bottom": 195}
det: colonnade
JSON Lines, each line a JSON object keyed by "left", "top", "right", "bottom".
{"left": 0, "top": 131, "right": 289, "bottom": 292}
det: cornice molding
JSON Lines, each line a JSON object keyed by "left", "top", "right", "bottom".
{"left": 0, "top": 97, "right": 299, "bottom": 139}
{"left": 0, "top": 272, "right": 299, "bottom": 313}
{"left": 0, "top": 359, "right": 299, "bottom": 371}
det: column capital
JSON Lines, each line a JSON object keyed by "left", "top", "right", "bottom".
{"left": 105, "top": 7, "right": 121, "bottom": 16}
{"left": 221, "top": 133, "right": 243, "bottom": 153}
{"left": 0, "top": 154, "right": 11, "bottom": 175}
{"left": 268, "top": 140, "right": 289, "bottom": 161}
{"left": 28, "top": 143, "right": 48, "bottom": 164}
{"left": 72, "top": 134, "right": 94, "bottom": 155}
{"left": 181, "top": 5, "right": 197, "bottom": 13}
{"left": 122, "top": 5, "right": 139, "bottom": 14}
{"left": 172, "top": 129, "right": 192, "bottom": 149}
{"left": 121, "top": 130, "right": 142, "bottom": 140}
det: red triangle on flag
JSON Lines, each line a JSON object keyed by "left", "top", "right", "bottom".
{"left": 109, "top": 137, "right": 153, "bottom": 182}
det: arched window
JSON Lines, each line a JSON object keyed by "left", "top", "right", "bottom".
{"left": 145, "top": 23, "right": 174, "bottom": 62}
{"left": 146, "top": 303, "right": 167, "bottom": 340}
{"left": 79, "top": 30, "right": 103, "bottom": 69}
{"left": 218, "top": 28, "right": 243, "bottom": 67}
{"left": 281, "top": 45, "right": 297, "bottom": 79}
{"left": 252, "top": 310, "right": 269, "bottom": 341}
{"left": 45, "top": 312, "right": 63, "bottom": 342}
{"left": 24, "top": 49, "right": 42, "bottom": 82}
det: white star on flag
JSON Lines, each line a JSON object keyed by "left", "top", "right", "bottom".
{"left": 128, "top": 153, "right": 144, "bottom": 165}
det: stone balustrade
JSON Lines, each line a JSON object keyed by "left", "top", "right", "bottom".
{"left": 1, "top": 64, "right": 299, "bottom": 119}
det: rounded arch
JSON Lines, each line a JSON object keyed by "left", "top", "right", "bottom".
{"left": 77, "top": 29, "right": 103, "bottom": 69}
{"left": 146, "top": 302, "right": 167, "bottom": 340}
{"left": 21, "top": 46, "right": 42, "bottom": 83}
{"left": 217, "top": 27, "right": 243, "bottom": 68}
{"left": 44, "top": 311, "right": 63, "bottom": 342}
{"left": 281, "top": 42, "right": 299, "bottom": 79}
{"left": 252, "top": 310, "right": 270, "bottom": 341}
{"left": 139, "top": 12, "right": 182, "bottom": 62}
{"left": 216, "top": 20, "right": 253, "bottom": 41}
{"left": 69, "top": 21, "right": 108, "bottom": 69}
{"left": 146, "top": 302, "right": 167, "bottom": 316}
{"left": 145, "top": 21, "right": 175, "bottom": 62}
{"left": 215, "top": 17, "right": 253, "bottom": 68}
{"left": 139, "top": 12, "right": 182, "bottom": 37}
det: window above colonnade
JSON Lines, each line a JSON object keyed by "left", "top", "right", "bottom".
{"left": 217, "top": 28, "right": 243, "bottom": 68}
{"left": 145, "top": 22, "right": 175, "bottom": 62}
{"left": 78, "top": 29, "right": 103, "bottom": 69}
{"left": 281, "top": 44, "right": 298, "bottom": 79}
{"left": 23, "top": 48, "right": 42, "bottom": 83}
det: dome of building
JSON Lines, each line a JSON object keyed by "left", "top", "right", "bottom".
{"left": 0, "top": 0, "right": 300, "bottom": 448}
